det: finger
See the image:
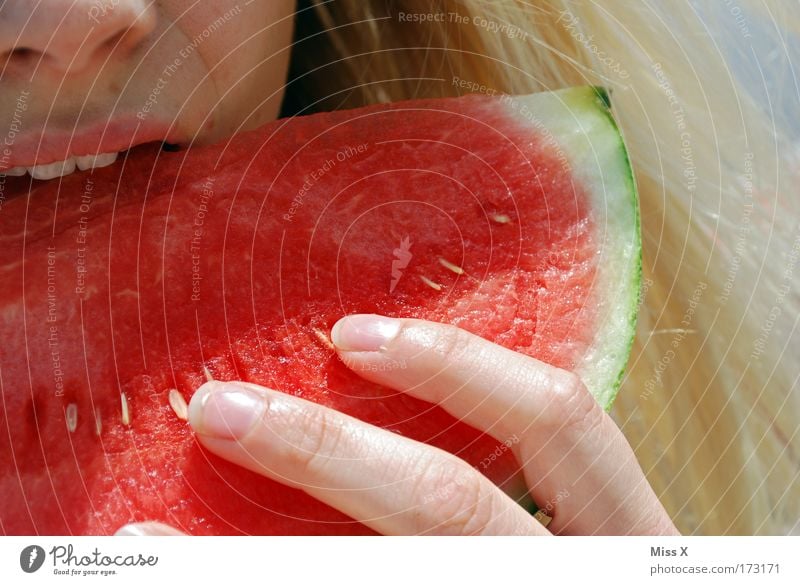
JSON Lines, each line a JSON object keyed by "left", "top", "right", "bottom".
{"left": 115, "top": 522, "right": 186, "bottom": 536}
{"left": 188, "top": 380, "right": 548, "bottom": 536}
{"left": 331, "top": 314, "right": 678, "bottom": 536}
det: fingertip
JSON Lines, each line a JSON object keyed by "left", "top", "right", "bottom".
{"left": 115, "top": 522, "right": 186, "bottom": 536}
{"left": 330, "top": 317, "right": 347, "bottom": 348}
{"left": 330, "top": 314, "right": 401, "bottom": 352}
{"left": 188, "top": 381, "right": 267, "bottom": 440}
{"left": 187, "top": 381, "right": 215, "bottom": 433}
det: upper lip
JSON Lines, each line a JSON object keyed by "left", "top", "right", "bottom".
{"left": 0, "top": 116, "right": 176, "bottom": 172}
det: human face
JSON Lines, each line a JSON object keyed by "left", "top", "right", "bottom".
{"left": 0, "top": 0, "right": 295, "bottom": 179}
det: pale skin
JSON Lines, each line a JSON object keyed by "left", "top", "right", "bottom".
{"left": 1, "top": 1, "right": 678, "bottom": 536}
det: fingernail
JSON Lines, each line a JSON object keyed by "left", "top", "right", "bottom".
{"left": 115, "top": 522, "right": 184, "bottom": 536}
{"left": 188, "top": 382, "right": 266, "bottom": 440}
{"left": 330, "top": 314, "right": 401, "bottom": 352}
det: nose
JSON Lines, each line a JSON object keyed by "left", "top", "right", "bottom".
{"left": 0, "top": 0, "right": 156, "bottom": 74}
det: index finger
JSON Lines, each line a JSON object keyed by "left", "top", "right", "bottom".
{"left": 331, "top": 314, "right": 678, "bottom": 536}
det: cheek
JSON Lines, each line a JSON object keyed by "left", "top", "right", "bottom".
{"left": 194, "top": 1, "right": 295, "bottom": 129}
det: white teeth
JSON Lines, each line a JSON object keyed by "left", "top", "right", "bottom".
{"left": 0, "top": 166, "right": 26, "bottom": 176}
{"left": 3, "top": 150, "right": 121, "bottom": 179}
{"left": 75, "top": 151, "right": 118, "bottom": 171}
{"left": 27, "top": 158, "right": 76, "bottom": 180}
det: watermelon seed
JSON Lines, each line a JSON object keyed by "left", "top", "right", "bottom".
{"left": 438, "top": 257, "right": 464, "bottom": 275}
{"left": 419, "top": 275, "right": 444, "bottom": 291}
{"left": 491, "top": 213, "right": 511, "bottom": 224}
{"left": 65, "top": 403, "right": 78, "bottom": 433}
{"left": 120, "top": 393, "right": 131, "bottom": 426}
{"left": 168, "top": 389, "right": 189, "bottom": 421}
{"left": 94, "top": 409, "right": 102, "bottom": 436}
{"left": 313, "top": 327, "right": 335, "bottom": 351}
{"left": 202, "top": 364, "right": 215, "bottom": 382}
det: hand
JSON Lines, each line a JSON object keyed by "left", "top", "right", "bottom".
{"left": 116, "top": 314, "right": 679, "bottom": 536}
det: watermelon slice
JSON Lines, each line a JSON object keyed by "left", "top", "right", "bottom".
{"left": 0, "top": 86, "right": 640, "bottom": 535}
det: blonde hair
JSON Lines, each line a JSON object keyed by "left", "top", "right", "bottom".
{"left": 287, "top": 0, "right": 800, "bottom": 534}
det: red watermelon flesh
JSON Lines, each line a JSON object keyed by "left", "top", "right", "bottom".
{"left": 0, "top": 87, "right": 640, "bottom": 535}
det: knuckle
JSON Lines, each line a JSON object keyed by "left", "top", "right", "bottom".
{"left": 428, "top": 323, "right": 474, "bottom": 365}
{"left": 278, "top": 405, "right": 345, "bottom": 479}
{"left": 540, "top": 370, "right": 604, "bottom": 438}
{"left": 412, "top": 457, "right": 495, "bottom": 535}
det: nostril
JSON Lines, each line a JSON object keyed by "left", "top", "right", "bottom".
{"left": 8, "top": 47, "right": 38, "bottom": 59}
{"left": 4, "top": 47, "right": 39, "bottom": 61}
{"left": 0, "top": 2, "right": 157, "bottom": 75}
{"left": 100, "top": 28, "right": 131, "bottom": 53}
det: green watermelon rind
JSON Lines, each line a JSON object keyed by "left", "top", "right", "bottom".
{"left": 591, "top": 87, "right": 642, "bottom": 411}
{"left": 508, "top": 87, "right": 641, "bottom": 411}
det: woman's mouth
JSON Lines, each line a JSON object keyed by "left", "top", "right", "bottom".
{"left": 0, "top": 116, "right": 176, "bottom": 181}
{"left": 1, "top": 151, "right": 121, "bottom": 180}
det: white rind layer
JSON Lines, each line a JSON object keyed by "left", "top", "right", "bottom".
{"left": 508, "top": 87, "right": 641, "bottom": 410}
